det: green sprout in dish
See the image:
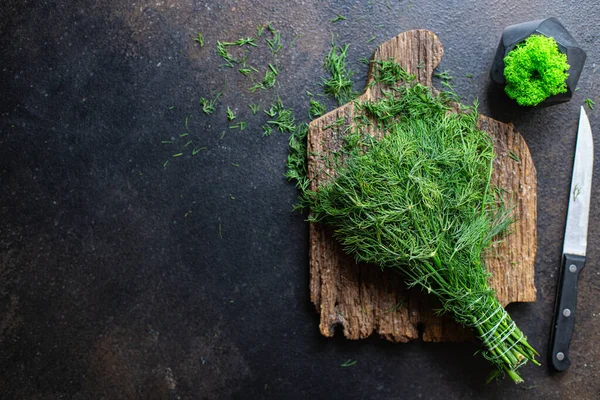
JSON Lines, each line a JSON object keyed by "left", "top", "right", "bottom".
{"left": 503, "top": 34, "right": 570, "bottom": 106}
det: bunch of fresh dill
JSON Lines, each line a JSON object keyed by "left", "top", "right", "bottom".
{"left": 290, "top": 60, "right": 539, "bottom": 383}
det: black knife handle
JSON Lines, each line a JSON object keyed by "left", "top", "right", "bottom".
{"left": 549, "top": 253, "right": 586, "bottom": 371}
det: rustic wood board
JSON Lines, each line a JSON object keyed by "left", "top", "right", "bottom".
{"left": 307, "top": 30, "right": 537, "bottom": 343}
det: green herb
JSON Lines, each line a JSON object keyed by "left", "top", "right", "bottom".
{"left": 249, "top": 103, "right": 260, "bottom": 115}
{"left": 465, "top": 73, "right": 473, "bottom": 79}
{"left": 216, "top": 41, "right": 235, "bottom": 67}
{"left": 184, "top": 140, "right": 193, "bottom": 148}
{"left": 194, "top": 32, "right": 204, "bottom": 47}
{"left": 384, "top": 300, "right": 405, "bottom": 314}
{"left": 322, "top": 39, "right": 357, "bottom": 105}
{"left": 230, "top": 121, "right": 248, "bottom": 130}
{"left": 290, "top": 34, "right": 303, "bottom": 47}
{"left": 263, "top": 64, "right": 279, "bottom": 88}
{"left": 331, "top": 14, "right": 347, "bottom": 23}
{"left": 264, "top": 98, "right": 296, "bottom": 134}
{"left": 265, "top": 23, "right": 283, "bottom": 54}
{"left": 291, "top": 60, "right": 539, "bottom": 384}
{"left": 503, "top": 34, "right": 569, "bottom": 106}
{"left": 249, "top": 82, "right": 265, "bottom": 92}
{"left": 227, "top": 106, "right": 236, "bottom": 121}
{"left": 192, "top": 147, "right": 206, "bottom": 155}
{"left": 233, "top": 37, "right": 257, "bottom": 47}
{"left": 161, "top": 140, "right": 173, "bottom": 144}
{"left": 239, "top": 68, "right": 252, "bottom": 76}
{"left": 366, "top": 36, "right": 377, "bottom": 43}
{"left": 508, "top": 150, "right": 520, "bottom": 162}
{"left": 231, "top": 162, "right": 239, "bottom": 167}
{"left": 172, "top": 153, "right": 183, "bottom": 157}
{"left": 263, "top": 124, "right": 273, "bottom": 136}
{"left": 218, "top": 223, "right": 222, "bottom": 238}
{"left": 417, "top": 61, "right": 425, "bottom": 69}
{"left": 585, "top": 98, "right": 595, "bottom": 110}
{"left": 229, "top": 194, "right": 236, "bottom": 200}
{"left": 359, "top": 57, "right": 370, "bottom": 65}
{"left": 163, "top": 160, "right": 169, "bottom": 168}
{"left": 372, "top": 58, "right": 415, "bottom": 86}
{"left": 180, "top": 133, "right": 189, "bottom": 137}
{"left": 309, "top": 99, "right": 327, "bottom": 119}
{"left": 340, "top": 359, "right": 357, "bottom": 367}
{"left": 200, "top": 92, "right": 222, "bottom": 115}
{"left": 434, "top": 70, "right": 453, "bottom": 81}
{"left": 285, "top": 123, "right": 310, "bottom": 193}
{"left": 169, "top": 106, "right": 175, "bottom": 110}
{"left": 257, "top": 24, "right": 264, "bottom": 37}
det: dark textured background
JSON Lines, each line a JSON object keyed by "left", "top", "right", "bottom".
{"left": 1, "top": 1, "right": 599, "bottom": 399}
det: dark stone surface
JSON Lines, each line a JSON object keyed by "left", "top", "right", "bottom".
{"left": 0, "top": 1, "right": 598, "bottom": 399}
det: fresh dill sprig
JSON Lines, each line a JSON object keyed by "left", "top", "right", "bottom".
{"left": 194, "top": 32, "right": 204, "bottom": 47}
{"left": 216, "top": 41, "right": 235, "bottom": 67}
{"left": 359, "top": 57, "right": 371, "bottom": 65}
{"left": 372, "top": 58, "right": 416, "bottom": 86}
{"left": 263, "top": 64, "right": 279, "bottom": 88}
{"left": 331, "top": 14, "right": 347, "bottom": 23}
{"left": 263, "top": 98, "right": 296, "bottom": 135}
{"left": 257, "top": 24, "right": 264, "bottom": 37}
{"left": 309, "top": 99, "right": 327, "bottom": 119}
{"left": 265, "top": 23, "right": 283, "bottom": 54}
{"left": 340, "top": 359, "right": 357, "bottom": 367}
{"left": 434, "top": 70, "right": 453, "bottom": 81}
{"left": 585, "top": 98, "right": 595, "bottom": 110}
{"left": 285, "top": 123, "right": 310, "bottom": 193}
{"left": 290, "top": 59, "right": 539, "bottom": 384}
{"left": 322, "top": 39, "right": 357, "bottom": 105}
{"left": 200, "top": 92, "right": 222, "bottom": 115}
{"left": 366, "top": 35, "right": 377, "bottom": 43}
{"left": 249, "top": 104, "right": 260, "bottom": 115}
{"left": 230, "top": 121, "right": 247, "bottom": 130}
{"left": 226, "top": 107, "right": 236, "bottom": 121}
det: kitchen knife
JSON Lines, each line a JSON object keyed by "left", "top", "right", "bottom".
{"left": 550, "top": 106, "right": 594, "bottom": 371}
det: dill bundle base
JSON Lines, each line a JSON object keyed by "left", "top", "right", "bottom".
{"left": 302, "top": 66, "right": 539, "bottom": 383}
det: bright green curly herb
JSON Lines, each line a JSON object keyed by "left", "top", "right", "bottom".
{"left": 503, "top": 34, "right": 570, "bottom": 106}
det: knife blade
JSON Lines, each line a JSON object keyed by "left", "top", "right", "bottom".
{"left": 549, "top": 106, "right": 594, "bottom": 371}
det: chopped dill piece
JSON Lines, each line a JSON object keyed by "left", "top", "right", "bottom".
{"left": 230, "top": 121, "right": 248, "bottom": 130}
{"left": 220, "top": 131, "right": 226, "bottom": 139}
{"left": 585, "top": 98, "right": 595, "bottom": 110}
{"left": 265, "top": 24, "right": 283, "bottom": 54}
{"left": 218, "top": 223, "right": 222, "bottom": 238}
{"left": 172, "top": 153, "right": 183, "bottom": 157}
{"left": 233, "top": 37, "right": 257, "bottom": 47}
{"left": 359, "top": 57, "right": 370, "bottom": 65}
{"left": 340, "top": 360, "right": 357, "bottom": 367}
{"left": 249, "top": 103, "right": 260, "bottom": 115}
{"left": 309, "top": 99, "right": 327, "bottom": 119}
{"left": 249, "top": 82, "right": 265, "bottom": 92}
{"left": 184, "top": 140, "right": 193, "bottom": 147}
{"left": 239, "top": 68, "right": 252, "bottom": 76}
{"left": 417, "top": 61, "right": 425, "bottom": 69}
{"left": 185, "top": 116, "right": 189, "bottom": 129}
{"left": 434, "top": 70, "right": 453, "bottom": 81}
{"left": 331, "top": 14, "right": 347, "bottom": 23}
{"left": 169, "top": 106, "right": 175, "bottom": 110}
{"left": 229, "top": 193, "right": 236, "bottom": 200}
{"left": 263, "top": 124, "right": 273, "bottom": 136}
{"left": 180, "top": 133, "right": 189, "bottom": 137}
{"left": 323, "top": 117, "right": 345, "bottom": 130}
{"left": 465, "top": 73, "right": 473, "bottom": 78}
{"left": 367, "top": 35, "right": 377, "bottom": 43}
{"left": 373, "top": 58, "right": 416, "bottom": 86}
{"left": 268, "top": 63, "right": 279, "bottom": 75}
{"left": 384, "top": 300, "right": 404, "bottom": 314}
{"left": 194, "top": 32, "right": 204, "bottom": 47}
{"left": 231, "top": 162, "right": 239, "bottom": 167}
{"left": 192, "top": 147, "right": 207, "bottom": 155}
{"left": 163, "top": 160, "right": 169, "bottom": 168}
{"left": 257, "top": 24, "right": 264, "bottom": 37}
{"left": 161, "top": 140, "right": 173, "bottom": 144}
{"left": 227, "top": 106, "right": 236, "bottom": 121}
{"left": 284, "top": 123, "right": 310, "bottom": 193}
{"left": 508, "top": 150, "right": 520, "bottom": 162}
{"left": 290, "top": 34, "right": 303, "bottom": 47}
{"left": 200, "top": 92, "right": 222, "bottom": 115}
{"left": 376, "top": 24, "right": 384, "bottom": 28}
{"left": 264, "top": 98, "right": 296, "bottom": 133}
{"left": 216, "top": 41, "right": 235, "bottom": 67}
{"left": 322, "top": 40, "right": 357, "bottom": 105}
{"left": 184, "top": 210, "right": 192, "bottom": 218}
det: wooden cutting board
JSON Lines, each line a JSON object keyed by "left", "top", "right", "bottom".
{"left": 307, "top": 30, "right": 537, "bottom": 343}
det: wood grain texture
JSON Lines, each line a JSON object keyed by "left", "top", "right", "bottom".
{"left": 307, "top": 30, "right": 537, "bottom": 343}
